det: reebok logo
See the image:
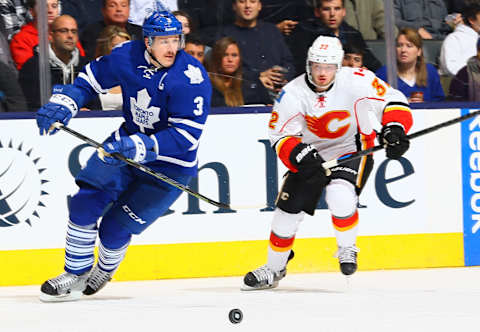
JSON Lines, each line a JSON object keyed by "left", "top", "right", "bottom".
{"left": 296, "top": 145, "right": 314, "bottom": 163}
{"left": 122, "top": 205, "right": 146, "bottom": 224}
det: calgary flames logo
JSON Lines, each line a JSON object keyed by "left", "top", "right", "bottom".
{"left": 305, "top": 111, "right": 351, "bottom": 139}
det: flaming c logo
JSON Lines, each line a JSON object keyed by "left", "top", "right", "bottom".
{"left": 0, "top": 140, "right": 49, "bottom": 227}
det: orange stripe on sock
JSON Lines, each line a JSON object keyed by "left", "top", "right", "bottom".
{"left": 269, "top": 232, "right": 295, "bottom": 252}
{"left": 332, "top": 211, "right": 359, "bottom": 231}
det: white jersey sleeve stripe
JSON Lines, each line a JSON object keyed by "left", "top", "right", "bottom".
{"left": 174, "top": 127, "right": 198, "bottom": 148}
{"left": 168, "top": 117, "right": 205, "bottom": 130}
{"left": 156, "top": 155, "right": 198, "bottom": 167}
{"left": 79, "top": 64, "right": 109, "bottom": 94}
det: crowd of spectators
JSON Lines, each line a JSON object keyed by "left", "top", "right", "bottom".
{"left": 1, "top": 0, "right": 480, "bottom": 112}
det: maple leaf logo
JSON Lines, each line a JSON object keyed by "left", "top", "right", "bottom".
{"left": 130, "top": 89, "right": 161, "bottom": 132}
{"left": 184, "top": 64, "right": 204, "bottom": 84}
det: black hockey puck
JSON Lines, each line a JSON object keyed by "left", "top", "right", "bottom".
{"left": 228, "top": 308, "right": 243, "bottom": 324}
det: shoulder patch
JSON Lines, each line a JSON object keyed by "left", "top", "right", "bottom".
{"left": 184, "top": 64, "right": 204, "bottom": 84}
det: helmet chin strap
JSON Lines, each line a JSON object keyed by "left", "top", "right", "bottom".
{"left": 147, "top": 47, "right": 164, "bottom": 69}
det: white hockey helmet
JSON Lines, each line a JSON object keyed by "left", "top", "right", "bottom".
{"left": 306, "top": 36, "right": 344, "bottom": 86}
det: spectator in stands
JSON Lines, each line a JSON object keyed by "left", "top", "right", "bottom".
{"left": 394, "top": 0, "right": 452, "bottom": 40}
{"left": 444, "top": 0, "right": 468, "bottom": 14}
{"left": 439, "top": 0, "right": 480, "bottom": 76}
{"left": 219, "top": 0, "right": 295, "bottom": 103}
{"left": 449, "top": 38, "right": 480, "bottom": 101}
{"left": 0, "top": 60, "right": 27, "bottom": 111}
{"left": 342, "top": 41, "right": 365, "bottom": 68}
{"left": 129, "top": 0, "right": 177, "bottom": 25}
{"left": 10, "top": 0, "right": 86, "bottom": 70}
{"left": 184, "top": 33, "right": 206, "bottom": 64}
{"left": 0, "top": 0, "right": 28, "bottom": 40}
{"left": 95, "top": 25, "right": 131, "bottom": 110}
{"left": 256, "top": 0, "right": 312, "bottom": 36}
{"left": 0, "top": 18, "right": 17, "bottom": 73}
{"left": 286, "top": 0, "right": 382, "bottom": 74}
{"left": 344, "top": 0, "right": 389, "bottom": 40}
{"left": 19, "top": 15, "right": 94, "bottom": 110}
{"left": 61, "top": 0, "right": 103, "bottom": 33}
{"left": 81, "top": 0, "right": 142, "bottom": 61}
{"left": 178, "top": 0, "right": 235, "bottom": 46}
{"left": 206, "top": 36, "right": 245, "bottom": 107}
{"left": 173, "top": 10, "right": 193, "bottom": 35}
{"left": 376, "top": 28, "right": 445, "bottom": 102}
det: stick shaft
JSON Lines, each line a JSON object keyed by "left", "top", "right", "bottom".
{"left": 57, "top": 124, "right": 232, "bottom": 210}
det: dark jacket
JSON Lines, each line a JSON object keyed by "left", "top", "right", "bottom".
{"left": 61, "top": 0, "right": 103, "bottom": 33}
{"left": 18, "top": 49, "right": 100, "bottom": 110}
{"left": 285, "top": 18, "right": 382, "bottom": 75}
{"left": 0, "top": 61, "right": 27, "bottom": 112}
{"left": 80, "top": 21, "right": 143, "bottom": 61}
{"left": 219, "top": 20, "right": 296, "bottom": 79}
{"left": 449, "top": 56, "right": 480, "bottom": 101}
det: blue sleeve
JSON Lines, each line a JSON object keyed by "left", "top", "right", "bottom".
{"left": 427, "top": 64, "right": 445, "bottom": 102}
{"left": 375, "top": 66, "right": 387, "bottom": 81}
{"left": 49, "top": 53, "right": 121, "bottom": 112}
{"left": 150, "top": 76, "right": 212, "bottom": 157}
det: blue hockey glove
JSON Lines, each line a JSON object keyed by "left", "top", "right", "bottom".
{"left": 100, "top": 133, "right": 157, "bottom": 166}
{"left": 379, "top": 125, "right": 410, "bottom": 159}
{"left": 36, "top": 102, "right": 74, "bottom": 135}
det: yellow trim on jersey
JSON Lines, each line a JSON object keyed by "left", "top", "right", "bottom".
{"left": 275, "top": 137, "right": 294, "bottom": 154}
{"left": 0, "top": 233, "right": 464, "bottom": 286}
{"left": 384, "top": 105, "right": 411, "bottom": 114}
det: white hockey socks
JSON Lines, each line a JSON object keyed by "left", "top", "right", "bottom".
{"left": 65, "top": 221, "right": 97, "bottom": 274}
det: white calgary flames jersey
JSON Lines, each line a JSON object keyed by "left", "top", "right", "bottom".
{"left": 269, "top": 67, "right": 412, "bottom": 162}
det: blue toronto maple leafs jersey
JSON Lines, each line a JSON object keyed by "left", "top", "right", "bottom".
{"left": 61, "top": 40, "right": 212, "bottom": 175}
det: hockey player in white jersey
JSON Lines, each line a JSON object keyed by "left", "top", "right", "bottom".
{"left": 242, "top": 36, "right": 413, "bottom": 290}
{"left": 36, "top": 11, "right": 211, "bottom": 301}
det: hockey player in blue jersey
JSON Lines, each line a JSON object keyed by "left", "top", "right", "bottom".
{"left": 36, "top": 11, "right": 212, "bottom": 302}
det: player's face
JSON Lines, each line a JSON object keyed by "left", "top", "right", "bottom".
{"left": 221, "top": 43, "right": 241, "bottom": 75}
{"left": 148, "top": 35, "right": 181, "bottom": 67}
{"left": 50, "top": 16, "right": 78, "bottom": 53}
{"left": 185, "top": 43, "right": 205, "bottom": 63}
{"left": 396, "top": 34, "right": 421, "bottom": 65}
{"left": 175, "top": 15, "right": 191, "bottom": 35}
{"left": 102, "top": 0, "right": 129, "bottom": 25}
{"left": 315, "top": 0, "right": 345, "bottom": 31}
{"left": 342, "top": 53, "right": 363, "bottom": 68}
{"left": 233, "top": 0, "right": 262, "bottom": 22}
{"left": 310, "top": 62, "right": 337, "bottom": 90}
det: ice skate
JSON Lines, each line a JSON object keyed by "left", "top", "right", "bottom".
{"left": 83, "top": 264, "right": 116, "bottom": 295}
{"left": 39, "top": 271, "right": 89, "bottom": 302}
{"left": 334, "top": 245, "right": 359, "bottom": 276}
{"left": 241, "top": 250, "right": 294, "bottom": 291}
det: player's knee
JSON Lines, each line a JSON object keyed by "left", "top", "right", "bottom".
{"left": 99, "top": 216, "right": 132, "bottom": 249}
{"left": 271, "top": 208, "right": 304, "bottom": 237}
{"left": 325, "top": 179, "right": 357, "bottom": 218}
{"left": 69, "top": 184, "right": 112, "bottom": 226}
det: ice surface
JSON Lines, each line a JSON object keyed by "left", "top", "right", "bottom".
{"left": 1, "top": 267, "right": 479, "bottom": 332}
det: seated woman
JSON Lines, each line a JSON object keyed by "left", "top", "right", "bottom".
{"left": 94, "top": 25, "right": 131, "bottom": 110}
{"left": 206, "top": 36, "right": 270, "bottom": 107}
{"left": 205, "top": 37, "right": 244, "bottom": 107}
{"left": 376, "top": 28, "right": 445, "bottom": 102}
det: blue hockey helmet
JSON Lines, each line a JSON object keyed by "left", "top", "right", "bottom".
{"left": 143, "top": 11, "right": 183, "bottom": 38}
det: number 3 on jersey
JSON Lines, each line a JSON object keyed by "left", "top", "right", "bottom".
{"left": 193, "top": 96, "right": 204, "bottom": 116}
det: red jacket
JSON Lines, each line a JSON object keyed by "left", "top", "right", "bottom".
{"left": 10, "top": 22, "right": 86, "bottom": 70}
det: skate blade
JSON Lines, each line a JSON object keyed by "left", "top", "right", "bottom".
{"left": 39, "top": 290, "right": 83, "bottom": 303}
{"left": 240, "top": 281, "right": 279, "bottom": 291}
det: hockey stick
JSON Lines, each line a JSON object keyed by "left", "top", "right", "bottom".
{"left": 322, "top": 108, "right": 480, "bottom": 169}
{"left": 52, "top": 123, "right": 234, "bottom": 210}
